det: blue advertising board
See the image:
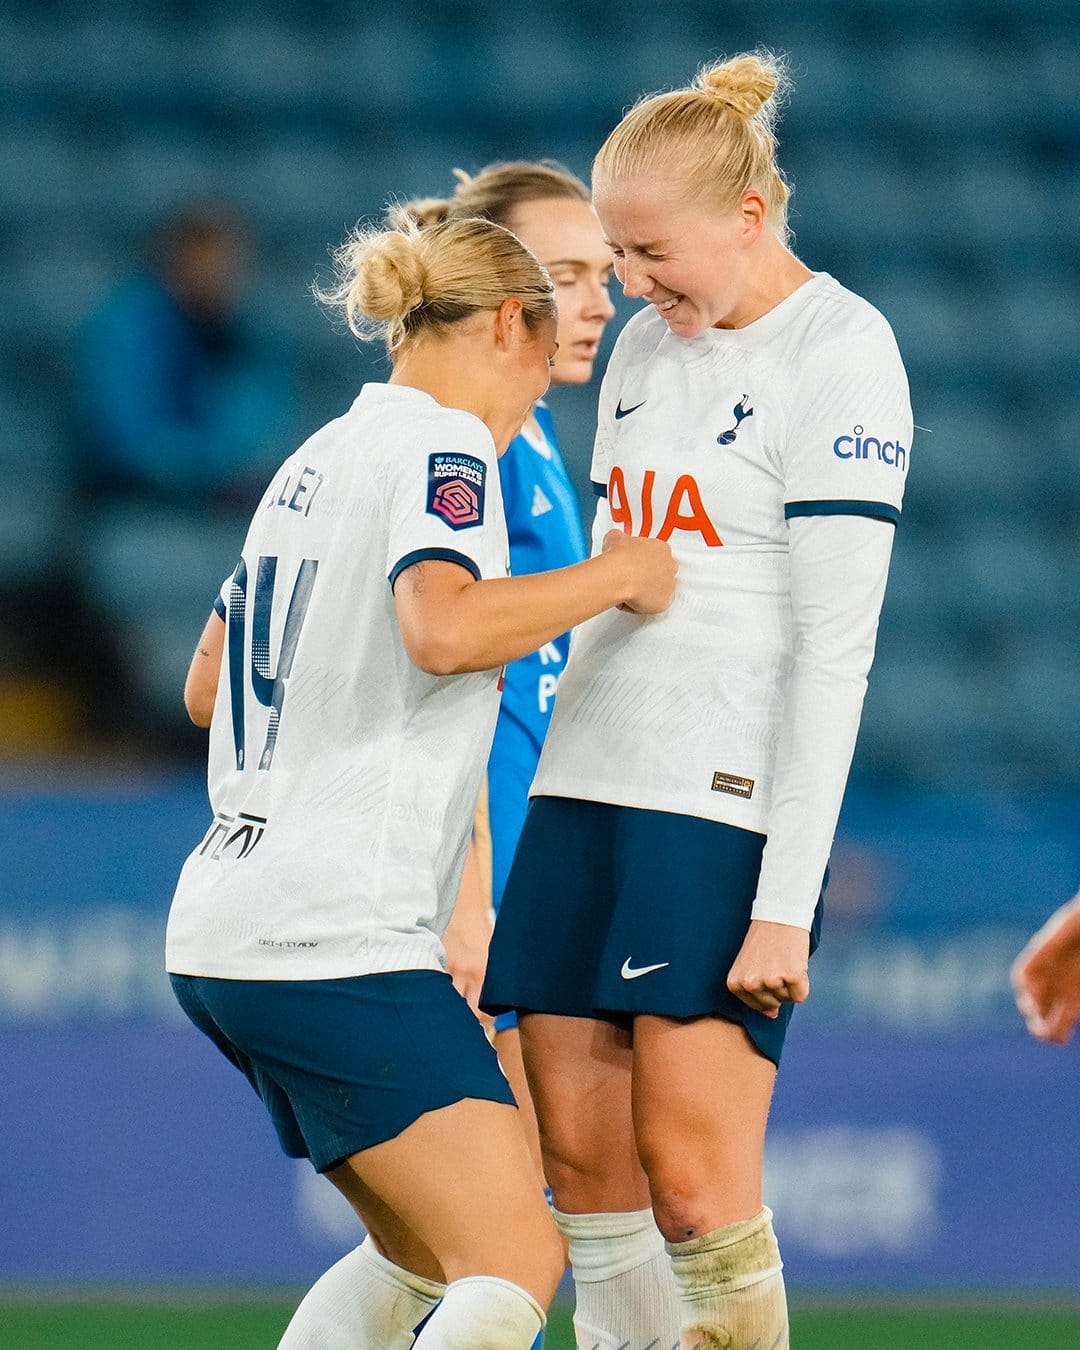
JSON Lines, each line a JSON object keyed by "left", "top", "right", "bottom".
{"left": 3, "top": 772, "right": 1079, "bottom": 1290}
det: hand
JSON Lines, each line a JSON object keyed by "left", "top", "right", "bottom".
{"left": 444, "top": 865, "right": 495, "bottom": 1031}
{"left": 1011, "top": 893, "right": 1080, "bottom": 1046}
{"left": 601, "top": 529, "right": 677, "bottom": 615}
{"left": 727, "top": 920, "right": 811, "bottom": 1019}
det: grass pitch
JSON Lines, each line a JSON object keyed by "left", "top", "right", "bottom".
{"left": 2, "top": 1294, "right": 1079, "bottom": 1347}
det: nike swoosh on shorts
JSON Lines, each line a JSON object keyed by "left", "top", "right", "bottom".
{"left": 620, "top": 958, "right": 670, "bottom": 980}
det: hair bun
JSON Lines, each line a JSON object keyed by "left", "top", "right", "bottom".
{"left": 353, "top": 230, "right": 427, "bottom": 324}
{"left": 697, "top": 52, "right": 784, "bottom": 120}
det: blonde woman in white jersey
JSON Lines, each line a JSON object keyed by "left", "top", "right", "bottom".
{"left": 169, "top": 216, "right": 675, "bottom": 1350}
{"left": 482, "top": 52, "right": 912, "bottom": 1349}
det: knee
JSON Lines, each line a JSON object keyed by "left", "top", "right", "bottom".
{"left": 648, "top": 1180, "right": 717, "bottom": 1244}
{"left": 537, "top": 1118, "right": 619, "bottom": 1212}
{"left": 635, "top": 1131, "right": 705, "bottom": 1241}
{"left": 637, "top": 1144, "right": 741, "bottom": 1242}
{"left": 637, "top": 1124, "right": 762, "bottom": 1242}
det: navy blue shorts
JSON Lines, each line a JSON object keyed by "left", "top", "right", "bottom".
{"left": 171, "top": 969, "right": 515, "bottom": 1172}
{"left": 480, "top": 797, "right": 825, "bottom": 1067}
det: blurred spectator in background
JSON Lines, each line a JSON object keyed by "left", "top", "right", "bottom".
{"left": 69, "top": 202, "right": 295, "bottom": 748}
{"left": 1012, "top": 889, "right": 1080, "bottom": 1047}
{"left": 73, "top": 201, "right": 290, "bottom": 511}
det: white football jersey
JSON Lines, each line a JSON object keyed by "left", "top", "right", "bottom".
{"left": 166, "top": 383, "right": 508, "bottom": 979}
{"left": 532, "top": 273, "right": 912, "bottom": 928}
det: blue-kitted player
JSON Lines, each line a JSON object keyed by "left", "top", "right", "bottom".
{"left": 395, "top": 162, "right": 617, "bottom": 1185}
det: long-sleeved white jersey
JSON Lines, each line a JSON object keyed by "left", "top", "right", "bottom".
{"left": 530, "top": 273, "right": 912, "bottom": 929}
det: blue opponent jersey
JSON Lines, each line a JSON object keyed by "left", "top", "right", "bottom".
{"left": 485, "top": 402, "right": 586, "bottom": 910}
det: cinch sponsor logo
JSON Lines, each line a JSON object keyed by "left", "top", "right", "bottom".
{"left": 833, "top": 425, "right": 907, "bottom": 469}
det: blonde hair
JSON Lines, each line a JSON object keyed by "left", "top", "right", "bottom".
{"left": 594, "top": 51, "right": 793, "bottom": 240}
{"left": 318, "top": 216, "right": 556, "bottom": 353}
{"left": 389, "top": 160, "right": 590, "bottom": 233}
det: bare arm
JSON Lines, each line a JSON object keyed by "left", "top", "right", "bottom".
{"left": 444, "top": 777, "right": 495, "bottom": 1023}
{"left": 393, "top": 528, "right": 676, "bottom": 676}
{"left": 184, "top": 611, "right": 225, "bottom": 728}
{"left": 445, "top": 844, "right": 495, "bottom": 1024}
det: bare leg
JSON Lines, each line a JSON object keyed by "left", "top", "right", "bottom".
{"left": 632, "top": 1016, "right": 788, "bottom": 1349}
{"left": 520, "top": 1013, "right": 679, "bottom": 1348}
{"left": 332, "top": 1096, "right": 563, "bottom": 1304}
{"left": 288, "top": 1098, "right": 557, "bottom": 1350}
{"left": 277, "top": 1167, "right": 446, "bottom": 1349}
{"left": 493, "top": 1024, "right": 548, "bottom": 1193}
{"left": 631, "top": 1015, "right": 776, "bottom": 1240}
{"left": 519, "top": 1012, "right": 648, "bottom": 1213}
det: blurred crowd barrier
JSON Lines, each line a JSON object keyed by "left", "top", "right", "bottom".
{"left": 4, "top": 772, "right": 1078, "bottom": 1288}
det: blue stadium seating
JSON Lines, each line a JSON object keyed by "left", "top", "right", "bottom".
{"left": 0, "top": 0, "right": 1076, "bottom": 785}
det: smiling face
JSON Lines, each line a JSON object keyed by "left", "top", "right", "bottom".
{"left": 504, "top": 197, "right": 616, "bottom": 384}
{"left": 593, "top": 176, "right": 768, "bottom": 336}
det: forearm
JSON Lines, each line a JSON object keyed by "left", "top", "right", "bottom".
{"left": 752, "top": 515, "right": 894, "bottom": 929}
{"left": 752, "top": 664, "right": 867, "bottom": 928}
{"left": 404, "top": 552, "right": 633, "bottom": 676}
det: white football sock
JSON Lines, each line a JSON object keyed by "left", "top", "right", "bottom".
{"left": 413, "top": 1275, "right": 544, "bottom": 1348}
{"left": 666, "top": 1206, "right": 789, "bottom": 1350}
{"left": 554, "top": 1207, "right": 680, "bottom": 1349}
{"left": 277, "top": 1235, "right": 444, "bottom": 1348}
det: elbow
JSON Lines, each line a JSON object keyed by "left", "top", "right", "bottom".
{"left": 401, "top": 616, "right": 479, "bottom": 676}
{"left": 404, "top": 634, "right": 470, "bottom": 677}
{"left": 184, "top": 688, "right": 215, "bottom": 728}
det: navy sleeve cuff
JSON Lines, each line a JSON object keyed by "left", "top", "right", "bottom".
{"left": 213, "top": 594, "right": 226, "bottom": 619}
{"left": 388, "top": 547, "right": 483, "bottom": 590}
{"left": 785, "top": 499, "right": 900, "bottom": 527}
{"left": 591, "top": 480, "right": 608, "bottom": 499}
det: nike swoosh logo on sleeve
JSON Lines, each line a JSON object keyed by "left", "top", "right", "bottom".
{"left": 614, "top": 399, "right": 646, "bottom": 420}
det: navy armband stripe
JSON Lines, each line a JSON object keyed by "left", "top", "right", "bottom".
{"left": 388, "top": 547, "right": 482, "bottom": 590}
{"left": 591, "top": 480, "right": 608, "bottom": 499}
{"left": 785, "top": 499, "right": 900, "bottom": 526}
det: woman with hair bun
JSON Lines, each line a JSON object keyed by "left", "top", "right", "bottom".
{"left": 482, "top": 52, "right": 913, "bottom": 1348}
{"left": 394, "top": 161, "right": 617, "bottom": 1188}
{"left": 167, "top": 215, "right": 676, "bottom": 1349}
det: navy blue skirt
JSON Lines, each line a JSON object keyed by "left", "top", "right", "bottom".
{"left": 480, "top": 796, "right": 824, "bottom": 1066}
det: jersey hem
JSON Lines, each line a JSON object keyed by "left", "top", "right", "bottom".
{"left": 784, "top": 499, "right": 900, "bottom": 526}
{"left": 388, "top": 547, "right": 482, "bottom": 589}
{"left": 529, "top": 778, "right": 769, "bottom": 837}
{"left": 164, "top": 952, "right": 446, "bottom": 981}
